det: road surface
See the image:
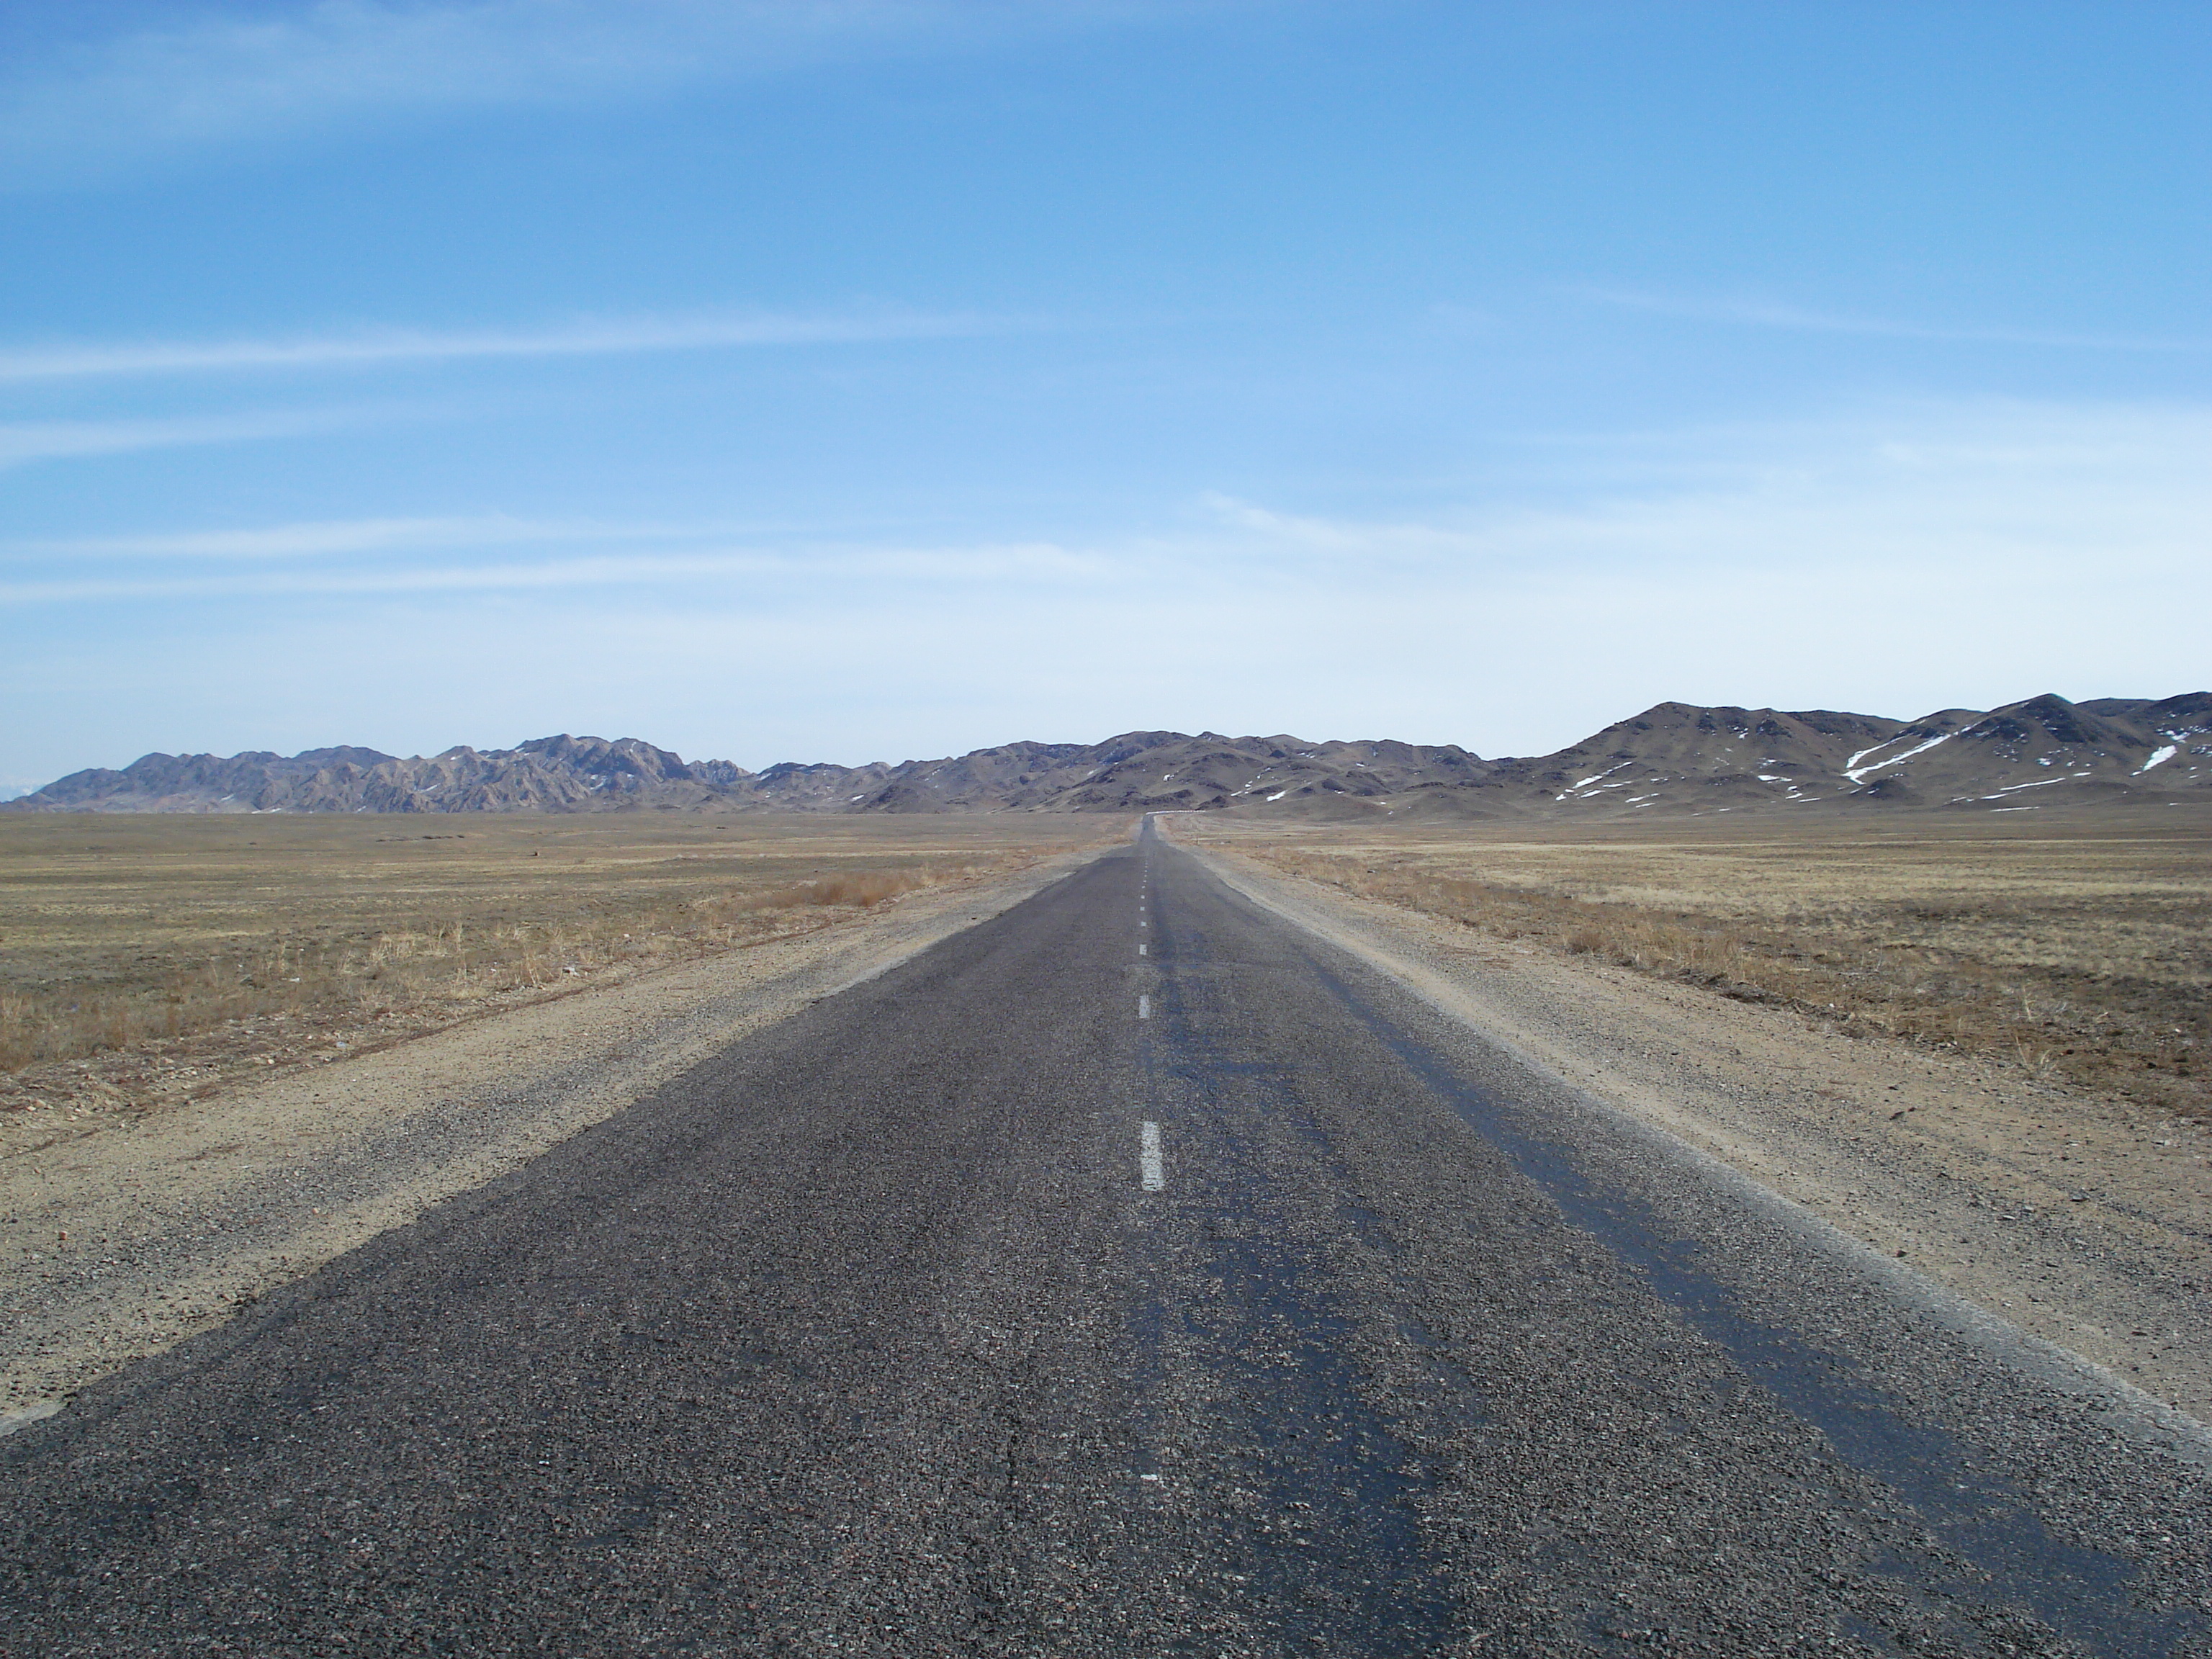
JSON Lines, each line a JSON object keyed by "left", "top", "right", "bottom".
{"left": 3, "top": 821, "right": 2206, "bottom": 1655}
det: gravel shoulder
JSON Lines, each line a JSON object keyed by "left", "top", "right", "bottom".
{"left": 0, "top": 846, "right": 1106, "bottom": 1422}
{"left": 1178, "top": 835, "right": 2212, "bottom": 1424}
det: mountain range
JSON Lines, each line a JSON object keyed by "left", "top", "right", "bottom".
{"left": 9, "top": 691, "right": 2207, "bottom": 819}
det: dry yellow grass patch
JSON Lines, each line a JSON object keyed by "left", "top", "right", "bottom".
{"left": 0, "top": 812, "right": 1118, "bottom": 1125}
{"left": 1184, "top": 810, "right": 2212, "bottom": 1121}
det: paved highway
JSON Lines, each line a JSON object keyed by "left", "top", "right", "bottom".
{"left": 3, "top": 821, "right": 2206, "bottom": 1655}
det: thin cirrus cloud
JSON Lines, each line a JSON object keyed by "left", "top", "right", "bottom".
{"left": 2, "top": 512, "right": 1118, "bottom": 580}
{"left": 0, "top": 407, "right": 365, "bottom": 468}
{"left": 12, "top": 395, "right": 2207, "bottom": 603}
{"left": 0, "top": 1, "right": 1159, "bottom": 187}
{"left": 6, "top": 514, "right": 658, "bottom": 559}
{"left": 5, "top": 399, "right": 2206, "bottom": 775}
{"left": 0, "top": 307, "right": 1015, "bottom": 383}
{"left": 0, "top": 539, "right": 1117, "bottom": 606}
{"left": 1575, "top": 285, "right": 2212, "bottom": 354}
{"left": 0, "top": 551, "right": 814, "bottom": 607}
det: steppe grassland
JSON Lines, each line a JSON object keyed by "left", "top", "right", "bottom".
{"left": 1186, "top": 811, "right": 2212, "bottom": 1121}
{"left": 0, "top": 812, "right": 1116, "bottom": 1125}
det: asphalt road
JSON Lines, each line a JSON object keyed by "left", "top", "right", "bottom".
{"left": 3, "top": 820, "right": 2207, "bottom": 1656}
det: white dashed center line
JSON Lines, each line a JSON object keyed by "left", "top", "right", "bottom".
{"left": 1139, "top": 1120, "right": 1165, "bottom": 1191}
{"left": 1138, "top": 994, "right": 1151, "bottom": 1020}
{"left": 1139, "top": 943, "right": 1147, "bottom": 956}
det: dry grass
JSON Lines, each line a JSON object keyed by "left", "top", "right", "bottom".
{"left": 0, "top": 811, "right": 1118, "bottom": 1125}
{"left": 1186, "top": 810, "right": 2212, "bottom": 1121}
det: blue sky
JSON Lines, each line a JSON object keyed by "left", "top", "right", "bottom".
{"left": 4, "top": 1, "right": 2208, "bottom": 788}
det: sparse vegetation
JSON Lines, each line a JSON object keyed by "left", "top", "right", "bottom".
{"left": 0, "top": 814, "right": 1115, "bottom": 1127}
{"left": 1187, "top": 815, "right": 2212, "bottom": 1121}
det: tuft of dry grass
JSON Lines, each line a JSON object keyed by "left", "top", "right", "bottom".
{"left": 1189, "top": 813, "right": 2212, "bottom": 1122}
{"left": 0, "top": 812, "right": 1118, "bottom": 1127}
{"left": 0, "top": 871, "right": 941, "bottom": 1074}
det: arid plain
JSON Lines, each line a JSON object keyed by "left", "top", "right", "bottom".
{"left": 0, "top": 813, "right": 1115, "bottom": 1141}
{"left": 1187, "top": 806, "right": 2212, "bottom": 1122}
{"left": 6, "top": 803, "right": 2211, "bottom": 1423}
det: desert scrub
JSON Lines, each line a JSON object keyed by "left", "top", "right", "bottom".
{"left": 0, "top": 811, "right": 1118, "bottom": 1123}
{"left": 0, "top": 867, "right": 994, "bottom": 1074}
{"left": 1218, "top": 825, "right": 2211, "bottom": 1123}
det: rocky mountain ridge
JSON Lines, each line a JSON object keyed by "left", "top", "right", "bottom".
{"left": 4, "top": 736, "right": 742, "bottom": 817}
{"left": 9, "top": 691, "right": 2206, "bottom": 819}
{"left": 1465, "top": 691, "right": 2212, "bottom": 819}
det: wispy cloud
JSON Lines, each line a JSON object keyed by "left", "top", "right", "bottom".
{"left": 9, "top": 514, "right": 613, "bottom": 559}
{"left": 0, "top": 1, "right": 1164, "bottom": 188}
{"left": 12, "top": 396, "right": 2206, "bottom": 602}
{"left": 0, "top": 408, "right": 360, "bottom": 468}
{"left": 6, "top": 508, "right": 944, "bottom": 560}
{"left": 0, "top": 540, "right": 1111, "bottom": 606}
{"left": 1199, "top": 493, "right": 1481, "bottom": 564}
{"left": 0, "top": 552, "right": 769, "bottom": 606}
{"left": 1577, "top": 286, "right": 2212, "bottom": 354}
{"left": 6, "top": 397, "right": 2208, "bottom": 769}
{"left": 0, "top": 308, "right": 1012, "bottom": 383}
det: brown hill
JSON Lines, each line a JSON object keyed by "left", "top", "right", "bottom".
{"left": 1397, "top": 691, "right": 2211, "bottom": 821}
{"left": 9, "top": 693, "right": 2204, "bottom": 819}
{"left": 821, "top": 732, "right": 1492, "bottom": 814}
{"left": 1475, "top": 703, "right": 1909, "bottom": 816}
{"left": 1836, "top": 693, "right": 2212, "bottom": 809}
{"left": 4, "top": 730, "right": 1494, "bottom": 817}
{"left": 6, "top": 736, "right": 739, "bottom": 816}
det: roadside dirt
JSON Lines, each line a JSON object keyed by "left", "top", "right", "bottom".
{"left": 0, "top": 847, "right": 1105, "bottom": 1421}
{"left": 1179, "top": 837, "right": 2212, "bottom": 1424}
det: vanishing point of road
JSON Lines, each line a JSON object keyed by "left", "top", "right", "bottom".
{"left": 4, "top": 819, "right": 2206, "bottom": 1655}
